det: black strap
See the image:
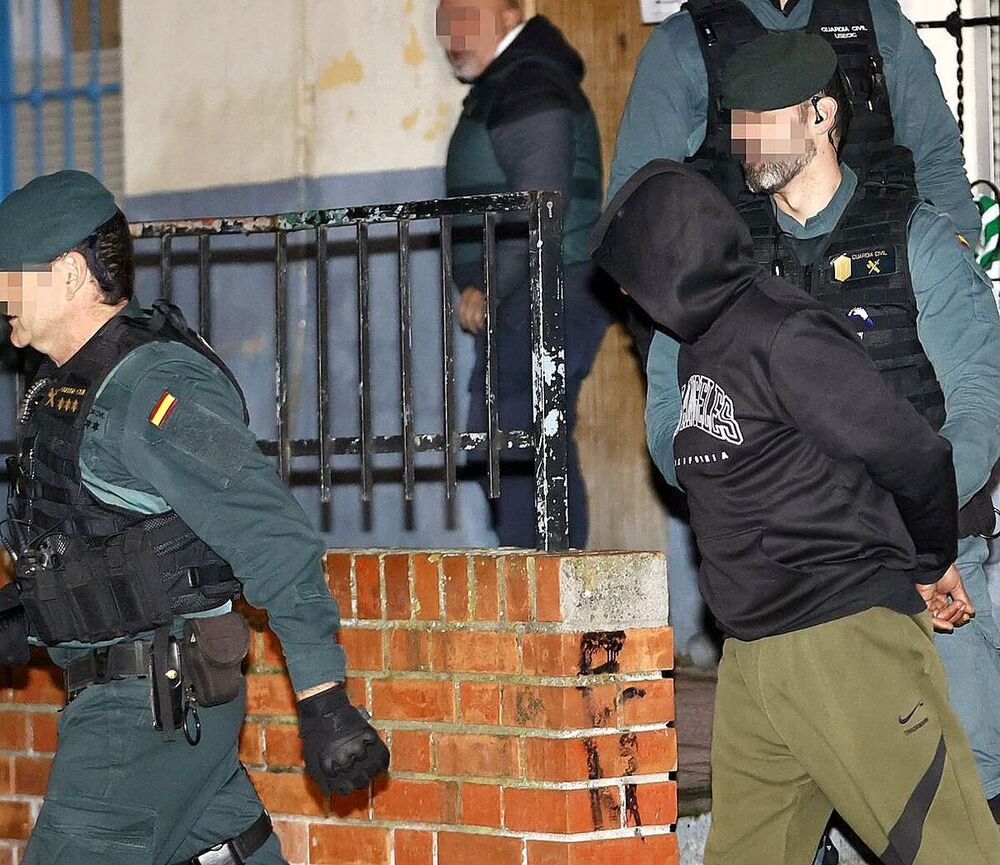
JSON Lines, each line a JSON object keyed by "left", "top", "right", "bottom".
{"left": 170, "top": 810, "right": 273, "bottom": 865}
{"left": 64, "top": 640, "right": 152, "bottom": 702}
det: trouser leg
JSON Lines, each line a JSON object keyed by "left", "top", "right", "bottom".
{"left": 23, "top": 678, "right": 285, "bottom": 865}
{"left": 933, "top": 537, "right": 1000, "bottom": 799}
{"left": 704, "top": 639, "right": 832, "bottom": 865}
{"left": 756, "top": 609, "right": 1000, "bottom": 865}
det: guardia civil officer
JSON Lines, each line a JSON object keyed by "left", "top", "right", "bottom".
{"left": 645, "top": 31, "right": 1000, "bottom": 828}
{"left": 609, "top": 0, "right": 979, "bottom": 240}
{"left": 592, "top": 156, "right": 1000, "bottom": 865}
{"left": 0, "top": 171, "right": 389, "bottom": 865}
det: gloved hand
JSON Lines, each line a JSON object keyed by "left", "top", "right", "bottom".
{"left": 297, "top": 686, "right": 390, "bottom": 795}
{"left": 0, "top": 583, "right": 30, "bottom": 666}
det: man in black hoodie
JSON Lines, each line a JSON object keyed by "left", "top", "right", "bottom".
{"left": 437, "top": 0, "right": 611, "bottom": 547}
{"left": 591, "top": 161, "right": 1000, "bottom": 865}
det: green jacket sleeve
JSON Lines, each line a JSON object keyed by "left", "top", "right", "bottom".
{"left": 645, "top": 330, "right": 683, "bottom": 488}
{"left": 608, "top": 14, "right": 706, "bottom": 200}
{"left": 908, "top": 204, "right": 1000, "bottom": 506}
{"left": 876, "top": 3, "right": 980, "bottom": 241}
{"left": 94, "top": 341, "right": 346, "bottom": 693}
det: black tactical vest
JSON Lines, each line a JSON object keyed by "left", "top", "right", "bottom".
{"left": 8, "top": 301, "right": 245, "bottom": 644}
{"left": 738, "top": 181, "right": 947, "bottom": 429}
{"left": 685, "top": 0, "right": 908, "bottom": 200}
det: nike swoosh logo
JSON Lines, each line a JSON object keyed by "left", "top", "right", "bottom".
{"left": 899, "top": 702, "right": 924, "bottom": 725}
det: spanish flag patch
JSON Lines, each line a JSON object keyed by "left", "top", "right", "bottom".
{"left": 149, "top": 391, "right": 178, "bottom": 427}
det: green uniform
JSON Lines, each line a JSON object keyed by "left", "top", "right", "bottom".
{"left": 23, "top": 301, "right": 344, "bottom": 865}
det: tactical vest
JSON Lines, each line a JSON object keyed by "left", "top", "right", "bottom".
{"left": 739, "top": 182, "right": 947, "bottom": 429}
{"left": 8, "top": 301, "right": 245, "bottom": 645}
{"left": 445, "top": 55, "right": 603, "bottom": 273}
{"left": 685, "top": 0, "right": 910, "bottom": 200}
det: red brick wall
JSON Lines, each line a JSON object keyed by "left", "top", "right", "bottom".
{"left": 0, "top": 550, "right": 675, "bottom": 865}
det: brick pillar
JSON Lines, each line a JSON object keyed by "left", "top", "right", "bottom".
{"left": 0, "top": 550, "right": 675, "bottom": 865}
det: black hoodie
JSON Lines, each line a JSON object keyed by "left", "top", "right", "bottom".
{"left": 590, "top": 161, "right": 958, "bottom": 640}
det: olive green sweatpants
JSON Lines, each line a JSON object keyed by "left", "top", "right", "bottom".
{"left": 705, "top": 608, "right": 1000, "bottom": 865}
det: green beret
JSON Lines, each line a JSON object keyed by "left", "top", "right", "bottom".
{"left": 0, "top": 170, "right": 118, "bottom": 270}
{"left": 722, "top": 31, "right": 838, "bottom": 111}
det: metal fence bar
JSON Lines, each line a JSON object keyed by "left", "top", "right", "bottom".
{"left": 254, "top": 430, "right": 534, "bottom": 460}
{"left": 274, "top": 231, "right": 290, "bottom": 484}
{"left": 131, "top": 192, "right": 549, "bottom": 238}
{"left": 439, "top": 215, "right": 458, "bottom": 502}
{"left": 116, "top": 190, "right": 568, "bottom": 546}
{"left": 528, "top": 193, "right": 569, "bottom": 552}
{"left": 159, "top": 235, "right": 173, "bottom": 303}
{"left": 197, "top": 235, "right": 211, "bottom": 341}
{"left": 483, "top": 211, "right": 501, "bottom": 498}
{"left": 315, "top": 226, "right": 331, "bottom": 504}
{"left": 357, "top": 222, "right": 374, "bottom": 504}
{"left": 398, "top": 219, "right": 416, "bottom": 501}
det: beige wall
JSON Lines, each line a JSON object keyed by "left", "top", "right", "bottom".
{"left": 122, "top": 0, "right": 465, "bottom": 197}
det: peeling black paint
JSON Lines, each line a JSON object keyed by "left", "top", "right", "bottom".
{"left": 579, "top": 630, "right": 626, "bottom": 676}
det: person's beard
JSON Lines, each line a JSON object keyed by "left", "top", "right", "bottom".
{"left": 743, "top": 141, "right": 817, "bottom": 194}
{"left": 448, "top": 52, "right": 482, "bottom": 83}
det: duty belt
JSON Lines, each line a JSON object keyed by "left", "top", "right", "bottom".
{"left": 63, "top": 641, "right": 151, "bottom": 703}
{"left": 170, "top": 811, "right": 273, "bottom": 865}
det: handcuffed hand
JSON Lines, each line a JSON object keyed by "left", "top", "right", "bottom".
{"left": 915, "top": 564, "right": 974, "bottom": 633}
{"left": 297, "top": 686, "right": 390, "bottom": 796}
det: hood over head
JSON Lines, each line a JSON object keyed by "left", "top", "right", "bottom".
{"left": 589, "top": 160, "right": 761, "bottom": 342}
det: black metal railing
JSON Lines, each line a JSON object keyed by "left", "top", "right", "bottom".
{"left": 120, "top": 190, "right": 570, "bottom": 551}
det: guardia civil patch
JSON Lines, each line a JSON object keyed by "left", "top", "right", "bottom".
{"left": 149, "top": 391, "right": 178, "bottom": 427}
{"left": 831, "top": 248, "right": 897, "bottom": 283}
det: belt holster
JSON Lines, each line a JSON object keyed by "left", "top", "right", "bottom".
{"left": 171, "top": 810, "right": 273, "bottom": 865}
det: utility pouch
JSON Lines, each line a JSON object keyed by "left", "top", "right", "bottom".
{"left": 182, "top": 611, "right": 249, "bottom": 707}
{"left": 0, "top": 583, "right": 30, "bottom": 666}
{"left": 14, "top": 530, "right": 172, "bottom": 644}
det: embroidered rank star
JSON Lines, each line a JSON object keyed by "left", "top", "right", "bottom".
{"left": 149, "top": 391, "right": 179, "bottom": 428}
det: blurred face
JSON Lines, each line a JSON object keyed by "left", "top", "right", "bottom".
{"left": 731, "top": 104, "right": 817, "bottom": 194}
{"left": 0, "top": 256, "right": 73, "bottom": 351}
{"left": 436, "top": 0, "right": 520, "bottom": 82}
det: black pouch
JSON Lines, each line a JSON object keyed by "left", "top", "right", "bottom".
{"left": 182, "top": 611, "right": 249, "bottom": 707}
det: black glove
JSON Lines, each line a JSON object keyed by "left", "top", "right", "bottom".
{"left": 0, "top": 583, "right": 30, "bottom": 666}
{"left": 297, "top": 686, "right": 390, "bottom": 796}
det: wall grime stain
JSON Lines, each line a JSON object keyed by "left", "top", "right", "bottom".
{"left": 620, "top": 732, "right": 642, "bottom": 826}
{"left": 515, "top": 690, "right": 544, "bottom": 725}
{"left": 402, "top": 108, "right": 421, "bottom": 131}
{"left": 318, "top": 51, "right": 364, "bottom": 90}
{"left": 403, "top": 25, "right": 428, "bottom": 68}
{"left": 577, "top": 631, "right": 630, "bottom": 830}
